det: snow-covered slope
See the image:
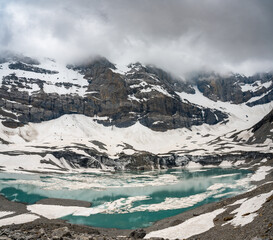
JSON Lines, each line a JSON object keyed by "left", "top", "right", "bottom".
{"left": 0, "top": 54, "right": 272, "bottom": 172}
{"left": 0, "top": 58, "right": 88, "bottom": 96}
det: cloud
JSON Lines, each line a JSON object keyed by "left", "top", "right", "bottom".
{"left": 0, "top": 0, "right": 273, "bottom": 76}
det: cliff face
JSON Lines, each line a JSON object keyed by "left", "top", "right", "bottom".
{"left": 0, "top": 54, "right": 272, "bottom": 132}
{"left": 195, "top": 72, "right": 273, "bottom": 105}
{"left": 0, "top": 57, "right": 228, "bottom": 131}
{"left": 0, "top": 55, "right": 272, "bottom": 171}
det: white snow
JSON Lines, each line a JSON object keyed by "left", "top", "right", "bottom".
{"left": 128, "top": 94, "right": 141, "bottom": 102}
{"left": 27, "top": 196, "right": 151, "bottom": 218}
{"left": 219, "top": 161, "right": 233, "bottom": 168}
{"left": 207, "top": 183, "right": 227, "bottom": 190}
{"left": 0, "top": 153, "right": 73, "bottom": 173}
{"left": 229, "top": 198, "right": 247, "bottom": 206}
{"left": 227, "top": 190, "right": 273, "bottom": 227}
{"left": 132, "top": 192, "right": 217, "bottom": 212}
{"left": 0, "top": 211, "right": 15, "bottom": 218}
{"left": 0, "top": 213, "right": 39, "bottom": 226}
{"left": 0, "top": 59, "right": 89, "bottom": 96}
{"left": 27, "top": 204, "right": 89, "bottom": 219}
{"left": 145, "top": 208, "right": 225, "bottom": 240}
{"left": 140, "top": 84, "right": 173, "bottom": 98}
{"left": 250, "top": 166, "right": 273, "bottom": 182}
{"left": 240, "top": 80, "right": 272, "bottom": 92}
{"left": 74, "top": 196, "right": 150, "bottom": 215}
{"left": 185, "top": 161, "right": 203, "bottom": 169}
{"left": 177, "top": 87, "right": 273, "bottom": 134}
{"left": 233, "top": 160, "right": 245, "bottom": 166}
{"left": 212, "top": 173, "right": 239, "bottom": 179}
{"left": 0, "top": 65, "right": 272, "bottom": 173}
{"left": 0, "top": 106, "right": 272, "bottom": 173}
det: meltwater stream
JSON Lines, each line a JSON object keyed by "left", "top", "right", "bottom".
{"left": 0, "top": 167, "right": 251, "bottom": 229}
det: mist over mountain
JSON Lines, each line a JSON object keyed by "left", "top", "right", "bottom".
{"left": 1, "top": 0, "right": 273, "bottom": 77}
{"left": 0, "top": 2, "right": 273, "bottom": 239}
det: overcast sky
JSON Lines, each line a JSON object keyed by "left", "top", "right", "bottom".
{"left": 0, "top": 0, "right": 273, "bottom": 76}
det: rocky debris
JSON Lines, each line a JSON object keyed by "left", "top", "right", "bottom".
{"left": 223, "top": 216, "right": 234, "bottom": 221}
{"left": 0, "top": 227, "right": 100, "bottom": 240}
{"left": 0, "top": 226, "right": 148, "bottom": 240}
{"left": 52, "top": 227, "right": 72, "bottom": 239}
{"left": 3, "top": 147, "right": 272, "bottom": 171}
{"left": 0, "top": 226, "right": 135, "bottom": 240}
{"left": 129, "top": 229, "right": 146, "bottom": 239}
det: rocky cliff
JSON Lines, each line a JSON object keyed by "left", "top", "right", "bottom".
{"left": 0, "top": 54, "right": 272, "bottom": 171}
{"left": 0, "top": 56, "right": 229, "bottom": 131}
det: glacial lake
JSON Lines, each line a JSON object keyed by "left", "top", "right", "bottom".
{"left": 0, "top": 167, "right": 252, "bottom": 229}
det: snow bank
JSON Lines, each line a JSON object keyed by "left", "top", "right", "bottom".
{"left": 229, "top": 198, "right": 247, "bottom": 206}
{"left": 27, "top": 204, "right": 89, "bottom": 219}
{"left": 185, "top": 161, "right": 203, "bottom": 169}
{"left": 0, "top": 211, "right": 15, "bottom": 218}
{"left": 250, "top": 166, "right": 273, "bottom": 182}
{"left": 0, "top": 214, "right": 39, "bottom": 226}
{"left": 219, "top": 161, "right": 233, "bottom": 168}
{"left": 227, "top": 190, "right": 273, "bottom": 227}
{"left": 145, "top": 208, "right": 225, "bottom": 239}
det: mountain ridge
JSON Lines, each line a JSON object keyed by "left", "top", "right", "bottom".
{"left": 0, "top": 54, "right": 272, "bottom": 171}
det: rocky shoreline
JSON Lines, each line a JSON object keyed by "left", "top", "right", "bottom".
{"left": 0, "top": 158, "right": 272, "bottom": 240}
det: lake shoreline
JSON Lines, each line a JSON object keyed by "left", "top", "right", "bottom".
{"left": 0, "top": 158, "right": 272, "bottom": 239}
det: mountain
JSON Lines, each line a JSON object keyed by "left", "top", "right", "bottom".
{"left": 0, "top": 54, "right": 272, "bottom": 172}
{"left": 231, "top": 108, "right": 273, "bottom": 144}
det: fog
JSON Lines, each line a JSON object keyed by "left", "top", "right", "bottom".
{"left": 0, "top": 0, "right": 273, "bottom": 76}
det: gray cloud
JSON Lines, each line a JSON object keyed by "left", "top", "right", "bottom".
{"left": 0, "top": 0, "right": 273, "bottom": 76}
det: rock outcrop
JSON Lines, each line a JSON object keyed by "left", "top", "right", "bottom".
{"left": 194, "top": 72, "right": 273, "bottom": 105}
{"left": 0, "top": 56, "right": 228, "bottom": 131}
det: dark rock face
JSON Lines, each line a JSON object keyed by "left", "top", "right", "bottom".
{"left": 195, "top": 72, "right": 273, "bottom": 105}
{"left": 0, "top": 57, "right": 228, "bottom": 131}
{"left": 47, "top": 148, "right": 273, "bottom": 171}
{"left": 129, "top": 229, "right": 146, "bottom": 239}
{"left": 246, "top": 89, "right": 273, "bottom": 107}
{"left": 9, "top": 62, "right": 58, "bottom": 74}
{"left": 248, "top": 109, "right": 273, "bottom": 144}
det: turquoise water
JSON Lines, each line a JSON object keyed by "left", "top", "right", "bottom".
{"left": 0, "top": 168, "right": 251, "bottom": 229}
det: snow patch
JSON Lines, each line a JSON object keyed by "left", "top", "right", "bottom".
{"left": 227, "top": 190, "right": 273, "bottom": 227}
{"left": 250, "top": 166, "right": 273, "bottom": 182}
{"left": 0, "top": 213, "right": 39, "bottom": 226}
{"left": 219, "top": 161, "right": 233, "bottom": 168}
{"left": 145, "top": 208, "right": 225, "bottom": 240}
{"left": 0, "top": 211, "right": 15, "bottom": 219}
